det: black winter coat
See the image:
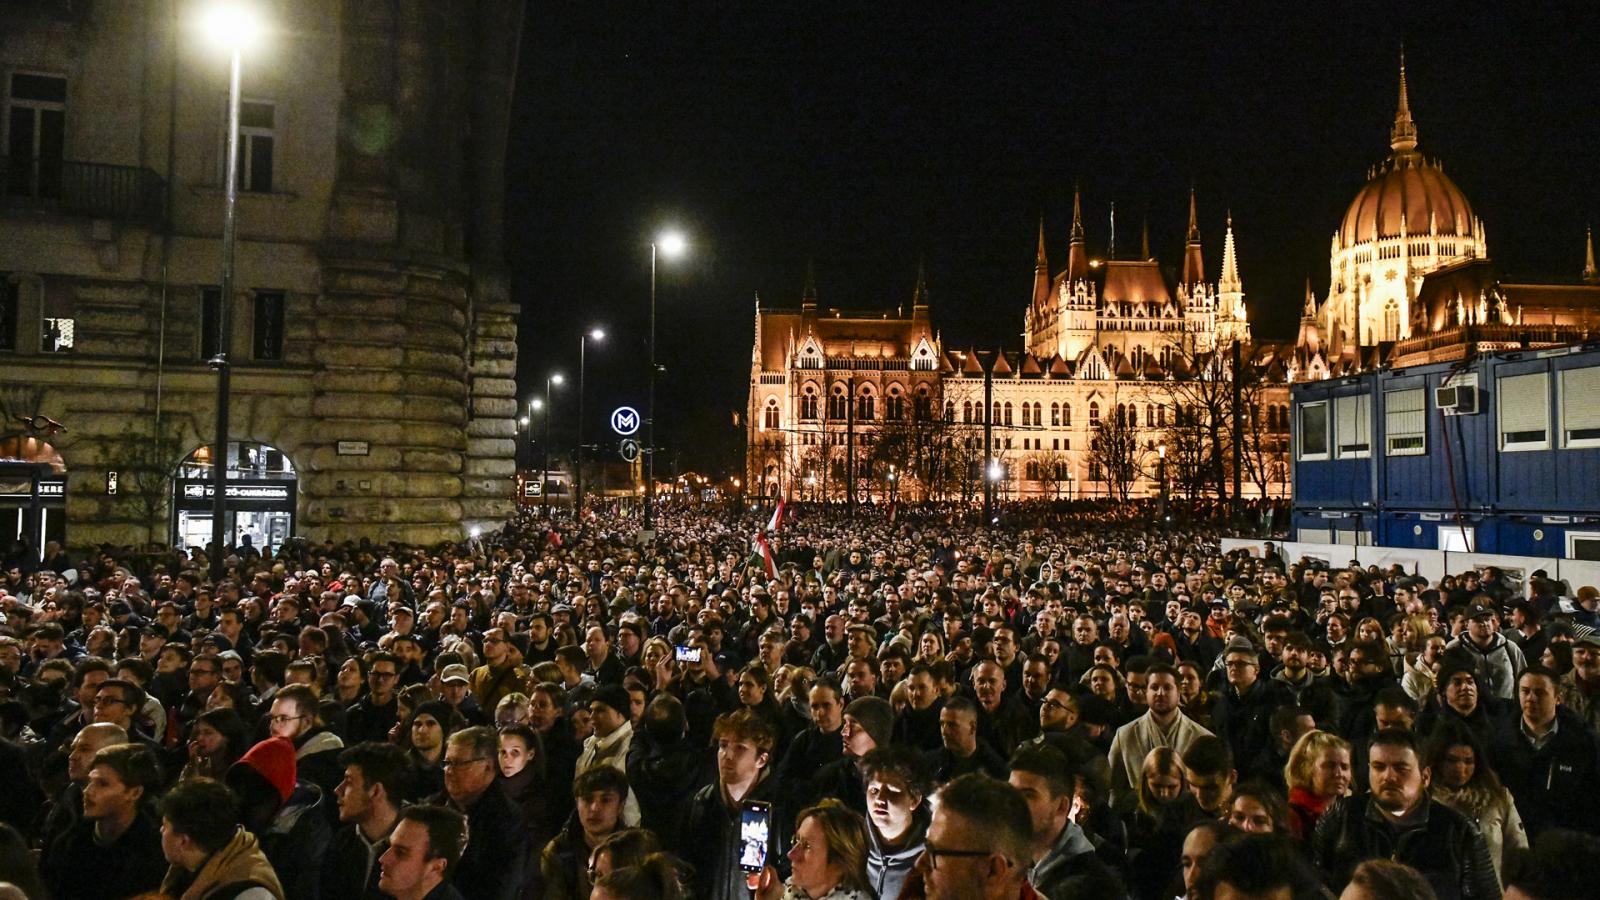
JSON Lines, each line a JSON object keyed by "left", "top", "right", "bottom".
{"left": 1309, "top": 797, "right": 1500, "bottom": 900}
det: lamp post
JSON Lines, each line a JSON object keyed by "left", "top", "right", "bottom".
{"left": 576, "top": 327, "right": 604, "bottom": 522}
{"left": 646, "top": 231, "right": 686, "bottom": 533}
{"left": 201, "top": 2, "right": 261, "bottom": 580}
{"left": 1157, "top": 442, "right": 1168, "bottom": 521}
{"left": 540, "top": 373, "right": 564, "bottom": 517}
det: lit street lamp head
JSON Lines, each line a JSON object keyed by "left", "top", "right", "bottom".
{"left": 589, "top": 327, "right": 606, "bottom": 341}
{"left": 530, "top": 398, "right": 544, "bottom": 411}
{"left": 200, "top": 2, "right": 263, "bottom": 51}
{"left": 518, "top": 416, "right": 530, "bottom": 426}
{"left": 656, "top": 230, "right": 687, "bottom": 259}
{"left": 550, "top": 373, "right": 565, "bottom": 386}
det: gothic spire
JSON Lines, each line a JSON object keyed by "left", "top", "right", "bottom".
{"left": 1390, "top": 47, "right": 1419, "bottom": 155}
{"left": 1303, "top": 278, "right": 1317, "bottom": 317}
{"left": 802, "top": 260, "right": 818, "bottom": 307}
{"left": 914, "top": 258, "right": 929, "bottom": 308}
{"left": 1182, "top": 187, "right": 1205, "bottom": 286}
{"left": 1070, "top": 183, "right": 1085, "bottom": 242}
{"left": 1067, "top": 185, "right": 1089, "bottom": 281}
{"left": 1032, "top": 217, "right": 1052, "bottom": 308}
{"left": 1140, "top": 217, "right": 1150, "bottom": 260}
{"left": 1585, "top": 225, "right": 1599, "bottom": 284}
{"left": 1219, "top": 212, "right": 1242, "bottom": 295}
{"left": 1108, "top": 201, "right": 1117, "bottom": 260}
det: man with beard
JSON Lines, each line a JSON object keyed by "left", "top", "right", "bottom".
{"left": 1310, "top": 729, "right": 1499, "bottom": 900}
{"left": 1107, "top": 664, "right": 1213, "bottom": 802}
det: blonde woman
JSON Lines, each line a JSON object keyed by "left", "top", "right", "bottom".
{"left": 1284, "top": 729, "right": 1352, "bottom": 837}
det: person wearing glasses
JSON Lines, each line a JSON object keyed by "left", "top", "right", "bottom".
{"left": 346, "top": 651, "right": 402, "bottom": 744}
{"left": 750, "top": 799, "right": 875, "bottom": 900}
{"left": 909, "top": 773, "right": 1045, "bottom": 900}
{"left": 435, "top": 727, "right": 526, "bottom": 900}
{"left": 266, "top": 684, "right": 345, "bottom": 809}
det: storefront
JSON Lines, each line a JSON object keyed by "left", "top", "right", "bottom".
{"left": 173, "top": 440, "right": 297, "bottom": 555}
{"left": 0, "top": 435, "right": 67, "bottom": 563}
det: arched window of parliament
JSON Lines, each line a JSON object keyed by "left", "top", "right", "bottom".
{"left": 828, "top": 386, "right": 847, "bottom": 420}
{"left": 1062, "top": 402, "right": 1071, "bottom": 427}
{"left": 857, "top": 390, "right": 875, "bottom": 421}
{"left": 1384, "top": 301, "right": 1399, "bottom": 342}
{"left": 886, "top": 389, "right": 904, "bottom": 421}
{"left": 1050, "top": 402, "right": 1061, "bottom": 427}
{"left": 1089, "top": 401, "right": 1100, "bottom": 425}
{"left": 962, "top": 400, "right": 972, "bottom": 423}
{"left": 914, "top": 387, "right": 932, "bottom": 421}
{"left": 1031, "top": 402, "right": 1042, "bottom": 427}
{"left": 763, "top": 400, "right": 780, "bottom": 430}
{"left": 1021, "top": 403, "right": 1032, "bottom": 427}
{"left": 800, "top": 387, "right": 818, "bottom": 420}
{"left": 1003, "top": 402, "right": 1013, "bottom": 426}
{"left": 943, "top": 400, "right": 954, "bottom": 422}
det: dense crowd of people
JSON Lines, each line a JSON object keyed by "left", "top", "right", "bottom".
{"left": 0, "top": 498, "right": 1598, "bottom": 900}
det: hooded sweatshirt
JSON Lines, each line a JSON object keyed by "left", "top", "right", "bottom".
{"left": 865, "top": 806, "right": 928, "bottom": 900}
{"left": 161, "top": 826, "right": 285, "bottom": 900}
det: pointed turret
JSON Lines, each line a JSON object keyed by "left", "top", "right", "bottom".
{"left": 1302, "top": 278, "right": 1317, "bottom": 318}
{"left": 801, "top": 261, "right": 818, "bottom": 308}
{"left": 913, "top": 258, "right": 930, "bottom": 309}
{"left": 1584, "top": 225, "right": 1599, "bottom": 284}
{"left": 1032, "top": 216, "right": 1051, "bottom": 308}
{"left": 1066, "top": 185, "right": 1089, "bottom": 281}
{"left": 1107, "top": 201, "right": 1117, "bottom": 260}
{"left": 1390, "top": 47, "right": 1419, "bottom": 155}
{"left": 1218, "top": 212, "right": 1242, "bottom": 295}
{"left": 1182, "top": 188, "right": 1205, "bottom": 286}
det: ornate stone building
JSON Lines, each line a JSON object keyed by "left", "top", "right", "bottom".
{"left": 748, "top": 196, "right": 1291, "bottom": 503}
{"left": 0, "top": 0, "right": 525, "bottom": 554}
{"left": 1297, "top": 54, "right": 1600, "bottom": 378}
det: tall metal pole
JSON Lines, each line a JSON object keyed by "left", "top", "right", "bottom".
{"left": 646, "top": 243, "right": 657, "bottom": 531}
{"left": 982, "top": 359, "right": 994, "bottom": 522}
{"left": 209, "top": 46, "right": 242, "bottom": 581}
{"left": 577, "top": 333, "right": 587, "bottom": 522}
{"left": 541, "top": 376, "right": 553, "bottom": 518}
{"left": 1231, "top": 338, "right": 1243, "bottom": 519}
{"left": 846, "top": 374, "right": 855, "bottom": 516}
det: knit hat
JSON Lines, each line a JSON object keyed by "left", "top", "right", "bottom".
{"left": 591, "top": 684, "right": 632, "bottom": 717}
{"left": 229, "top": 737, "right": 297, "bottom": 807}
{"left": 1436, "top": 655, "right": 1479, "bottom": 691}
{"left": 844, "top": 696, "right": 894, "bottom": 749}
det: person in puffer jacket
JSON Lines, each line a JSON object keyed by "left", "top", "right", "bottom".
{"left": 226, "top": 736, "right": 330, "bottom": 900}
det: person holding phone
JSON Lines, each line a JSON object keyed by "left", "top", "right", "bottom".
{"left": 750, "top": 800, "right": 875, "bottom": 900}
{"left": 680, "top": 709, "right": 789, "bottom": 900}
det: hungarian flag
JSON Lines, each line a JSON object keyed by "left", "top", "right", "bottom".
{"left": 745, "top": 499, "right": 784, "bottom": 580}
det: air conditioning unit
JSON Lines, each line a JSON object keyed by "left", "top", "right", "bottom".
{"left": 1434, "top": 385, "right": 1479, "bottom": 414}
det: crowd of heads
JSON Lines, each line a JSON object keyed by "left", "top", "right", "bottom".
{"left": 0, "top": 498, "right": 1597, "bottom": 899}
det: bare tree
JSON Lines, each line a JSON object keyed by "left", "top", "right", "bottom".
{"left": 95, "top": 420, "right": 188, "bottom": 546}
{"left": 1086, "top": 411, "right": 1149, "bottom": 503}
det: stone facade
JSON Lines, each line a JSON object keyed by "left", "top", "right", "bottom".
{"left": 0, "top": 0, "right": 526, "bottom": 547}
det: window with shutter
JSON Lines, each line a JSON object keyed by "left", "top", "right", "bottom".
{"left": 1385, "top": 389, "right": 1426, "bottom": 455}
{"left": 1334, "top": 394, "right": 1370, "bottom": 458}
{"left": 1498, "top": 372, "right": 1549, "bottom": 450}
{"left": 1561, "top": 366, "right": 1600, "bottom": 448}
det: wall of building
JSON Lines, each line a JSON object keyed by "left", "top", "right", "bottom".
{"left": 0, "top": 0, "right": 525, "bottom": 548}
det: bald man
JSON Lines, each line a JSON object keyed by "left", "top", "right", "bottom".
{"left": 40, "top": 722, "right": 128, "bottom": 851}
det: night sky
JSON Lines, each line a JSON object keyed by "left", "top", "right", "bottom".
{"left": 507, "top": 2, "right": 1600, "bottom": 476}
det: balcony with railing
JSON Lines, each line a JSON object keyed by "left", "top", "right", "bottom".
{"left": 2, "top": 155, "right": 166, "bottom": 225}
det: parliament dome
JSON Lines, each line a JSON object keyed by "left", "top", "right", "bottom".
{"left": 1338, "top": 156, "right": 1474, "bottom": 248}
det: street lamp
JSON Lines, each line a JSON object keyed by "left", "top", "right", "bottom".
{"left": 540, "top": 373, "right": 564, "bottom": 517}
{"left": 1157, "top": 442, "right": 1169, "bottom": 520}
{"left": 201, "top": 1, "right": 263, "bottom": 579}
{"left": 646, "top": 230, "right": 687, "bottom": 533}
{"left": 576, "top": 327, "right": 604, "bottom": 523}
